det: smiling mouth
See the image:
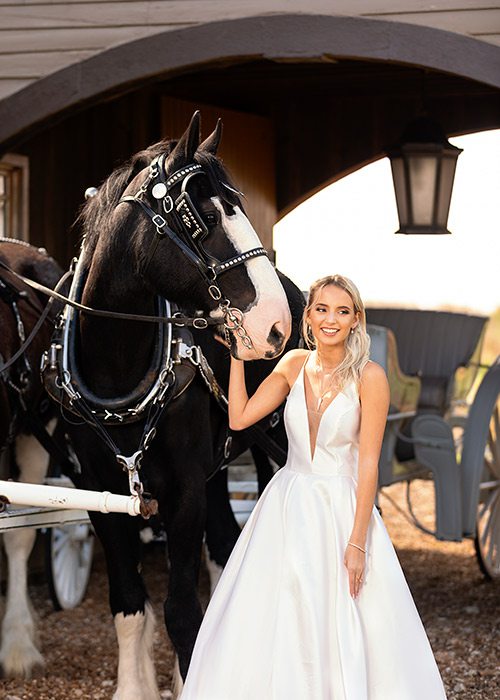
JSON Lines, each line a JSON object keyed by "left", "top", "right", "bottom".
{"left": 320, "top": 328, "right": 339, "bottom": 336}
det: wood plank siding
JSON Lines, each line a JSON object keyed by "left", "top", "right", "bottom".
{"left": 0, "top": 2, "right": 499, "bottom": 102}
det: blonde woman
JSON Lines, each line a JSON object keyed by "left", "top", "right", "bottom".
{"left": 180, "top": 275, "right": 447, "bottom": 699}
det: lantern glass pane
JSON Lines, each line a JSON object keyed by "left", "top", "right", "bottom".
{"left": 408, "top": 155, "right": 437, "bottom": 225}
{"left": 390, "top": 156, "right": 408, "bottom": 224}
{"left": 436, "top": 155, "right": 458, "bottom": 227}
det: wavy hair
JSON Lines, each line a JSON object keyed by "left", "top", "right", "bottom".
{"left": 302, "top": 274, "right": 371, "bottom": 390}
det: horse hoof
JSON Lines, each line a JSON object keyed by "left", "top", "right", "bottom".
{"left": 0, "top": 655, "right": 44, "bottom": 680}
{"left": 0, "top": 639, "right": 44, "bottom": 680}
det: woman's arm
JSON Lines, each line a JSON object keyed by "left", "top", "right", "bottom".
{"left": 228, "top": 349, "right": 307, "bottom": 431}
{"left": 344, "top": 361, "right": 390, "bottom": 597}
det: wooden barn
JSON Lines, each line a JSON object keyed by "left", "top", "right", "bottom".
{"left": 0, "top": 2, "right": 499, "bottom": 266}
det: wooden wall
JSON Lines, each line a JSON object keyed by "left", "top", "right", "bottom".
{"left": 15, "top": 88, "right": 161, "bottom": 266}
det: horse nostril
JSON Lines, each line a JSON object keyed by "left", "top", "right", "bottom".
{"left": 267, "top": 323, "right": 285, "bottom": 348}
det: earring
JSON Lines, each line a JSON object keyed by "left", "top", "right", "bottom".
{"left": 350, "top": 327, "right": 355, "bottom": 334}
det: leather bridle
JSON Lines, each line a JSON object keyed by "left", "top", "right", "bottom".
{"left": 120, "top": 153, "right": 268, "bottom": 350}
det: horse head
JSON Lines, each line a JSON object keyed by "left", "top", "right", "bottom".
{"left": 117, "top": 112, "right": 291, "bottom": 360}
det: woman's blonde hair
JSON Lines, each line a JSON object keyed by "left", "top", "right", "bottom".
{"left": 302, "top": 274, "right": 370, "bottom": 390}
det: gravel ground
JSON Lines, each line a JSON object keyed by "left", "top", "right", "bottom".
{"left": 1, "top": 479, "right": 499, "bottom": 700}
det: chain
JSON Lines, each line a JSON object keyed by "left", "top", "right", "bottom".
{"left": 207, "top": 282, "right": 253, "bottom": 350}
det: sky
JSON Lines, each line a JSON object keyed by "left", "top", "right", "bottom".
{"left": 274, "top": 129, "right": 500, "bottom": 315}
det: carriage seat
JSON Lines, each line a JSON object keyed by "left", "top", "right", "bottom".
{"left": 366, "top": 308, "right": 487, "bottom": 416}
{"left": 366, "top": 324, "right": 420, "bottom": 414}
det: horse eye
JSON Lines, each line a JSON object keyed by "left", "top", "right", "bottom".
{"left": 204, "top": 212, "right": 218, "bottom": 226}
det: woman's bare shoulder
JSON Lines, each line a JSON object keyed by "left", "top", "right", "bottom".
{"left": 274, "top": 348, "right": 310, "bottom": 387}
{"left": 361, "top": 360, "right": 387, "bottom": 381}
{"left": 359, "top": 360, "right": 390, "bottom": 399}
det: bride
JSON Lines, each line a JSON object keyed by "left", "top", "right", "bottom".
{"left": 180, "top": 274, "right": 447, "bottom": 699}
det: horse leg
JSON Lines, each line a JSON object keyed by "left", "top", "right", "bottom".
{"left": 0, "top": 420, "right": 55, "bottom": 678}
{"left": 163, "top": 472, "right": 206, "bottom": 691}
{"left": 89, "top": 511, "right": 160, "bottom": 700}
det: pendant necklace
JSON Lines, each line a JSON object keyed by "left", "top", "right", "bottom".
{"left": 314, "top": 353, "right": 340, "bottom": 412}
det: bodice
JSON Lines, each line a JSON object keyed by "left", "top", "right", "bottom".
{"left": 284, "top": 359, "right": 361, "bottom": 477}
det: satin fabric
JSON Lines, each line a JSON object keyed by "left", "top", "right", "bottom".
{"left": 180, "top": 361, "right": 447, "bottom": 699}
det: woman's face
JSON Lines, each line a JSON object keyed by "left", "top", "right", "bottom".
{"left": 307, "top": 284, "right": 358, "bottom": 349}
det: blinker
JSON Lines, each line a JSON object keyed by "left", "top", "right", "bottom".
{"left": 176, "top": 191, "right": 208, "bottom": 241}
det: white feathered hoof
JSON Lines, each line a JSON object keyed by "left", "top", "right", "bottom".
{"left": 113, "top": 604, "right": 161, "bottom": 700}
{"left": 0, "top": 624, "right": 44, "bottom": 679}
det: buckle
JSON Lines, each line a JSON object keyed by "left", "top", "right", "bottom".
{"left": 152, "top": 214, "right": 166, "bottom": 229}
{"left": 193, "top": 317, "right": 209, "bottom": 329}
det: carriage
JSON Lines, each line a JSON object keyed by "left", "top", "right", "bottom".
{"left": 366, "top": 307, "right": 499, "bottom": 579}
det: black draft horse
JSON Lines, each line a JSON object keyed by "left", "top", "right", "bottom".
{"left": 55, "top": 113, "right": 291, "bottom": 698}
{"left": 0, "top": 240, "right": 63, "bottom": 678}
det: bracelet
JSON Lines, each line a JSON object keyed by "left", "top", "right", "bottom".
{"left": 348, "top": 541, "right": 366, "bottom": 554}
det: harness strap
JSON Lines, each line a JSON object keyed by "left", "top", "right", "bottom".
{"left": 119, "top": 195, "right": 213, "bottom": 284}
{"left": 0, "top": 268, "right": 73, "bottom": 375}
{"left": 211, "top": 247, "right": 267, "bottom": 276}
{"left": 119, "top": 196, "right": 267, "bottom": 281}
{"left": 0, "top": 259, "right": 218, "bottom": 328}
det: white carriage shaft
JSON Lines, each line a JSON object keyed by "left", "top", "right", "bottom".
{"left": 0, "top": 480, "right": 141, "bottom": 517}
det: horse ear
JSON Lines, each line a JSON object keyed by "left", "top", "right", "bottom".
{"left": 169, "top": 111, "right": 201, "bottom": 165}
{"left": 199, "top": 119, "right": 223, "bottom": 155}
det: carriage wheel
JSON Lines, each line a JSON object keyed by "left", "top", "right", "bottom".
{"left": 45, "top": 523, "right": 94, "bottom": 610}
{"left": 474, "top": 394, "right": 500, "bottom": 580}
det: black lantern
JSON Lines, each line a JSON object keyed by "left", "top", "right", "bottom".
{"left": 388, "top": 117, "right": 463, "bottom": 234}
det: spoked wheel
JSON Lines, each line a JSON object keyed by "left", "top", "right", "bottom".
{"left": 45, "top": 523, "right": 94, "bottom": 610}
{"left": 475, "top": 394, "right": 500, "bottom": 580}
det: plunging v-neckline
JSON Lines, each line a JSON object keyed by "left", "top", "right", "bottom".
{"left": 302, "top": 361, "right": 342, "bottom": 462}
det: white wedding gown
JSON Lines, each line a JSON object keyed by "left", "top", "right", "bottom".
{"left": 180, "top": 361, "right": 447, "bottom": 699}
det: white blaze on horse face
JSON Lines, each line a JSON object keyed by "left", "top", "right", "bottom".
{"left": 212, "top": 199, "right": 291, "bottom": 360}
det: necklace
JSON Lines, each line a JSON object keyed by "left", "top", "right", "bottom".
{"left": 313, "top": 353, "right": 341, "bottom": 412}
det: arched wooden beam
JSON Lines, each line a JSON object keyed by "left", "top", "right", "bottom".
{"left": 0, "top": 13, "right": 499, "bottom": 150}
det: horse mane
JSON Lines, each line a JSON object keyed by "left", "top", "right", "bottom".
{"left": 75, "top": 139, "right": 177, "bottom": 259}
